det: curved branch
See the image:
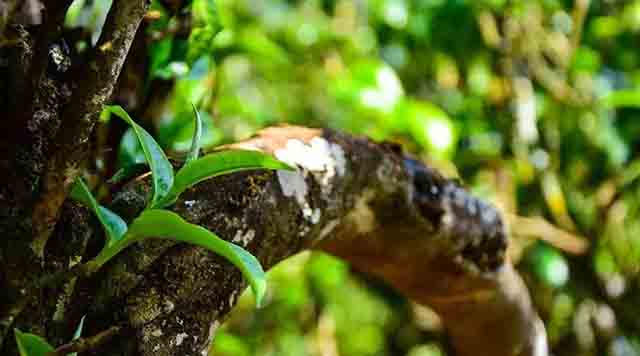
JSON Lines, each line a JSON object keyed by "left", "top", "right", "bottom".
{"left": 84, "top": 126, "right": 547, "bottom": 356}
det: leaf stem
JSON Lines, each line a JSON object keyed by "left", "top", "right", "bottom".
{"left": 46, "top": 326, "right": 122, "bottom": 356}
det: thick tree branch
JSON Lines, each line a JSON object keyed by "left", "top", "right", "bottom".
{"left": 30, "top": 0, "right": 151, "bottom": 255}
{"left": 76, "top": 126, "right": 547, "bottom": 356}
{"left": 0, "top": 2, "right": 150, "bottom": 348}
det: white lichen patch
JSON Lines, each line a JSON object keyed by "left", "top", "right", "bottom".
{"left": 274, "top": 138, "right": 347, "bottom": 223}
{"left": 310, "top": 208, "right": 321, "bottom": 224}
{"left": 175, "top": 332, "right": 189, "bottom": 346}
{"left": 232, "top": 229, "right": 256, "bottom": 247}
{"left": 276, "top": 170, "right": 310, "bottom": 217}
{"left": 307, "top": 137, "right": 346, "bottom": 186}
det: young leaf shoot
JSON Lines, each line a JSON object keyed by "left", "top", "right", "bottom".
{"left": 69, "top": 315, "right": 86, "bottom": 356}
{"left": 105, "top": 105, "right": 174, "bottom": 208}
{"left": 186, "top": 103, "right": 204, "bottom": 165}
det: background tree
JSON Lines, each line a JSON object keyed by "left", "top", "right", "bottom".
{"left": 1, "top": 1, "right": 638, "bottom": 356}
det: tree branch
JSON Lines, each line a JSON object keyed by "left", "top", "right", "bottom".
{"left": 82, "top": 126, "right": 547, "bottom": 356}
{"left": 47, "top": 326, "right": 122, "bottom": 356}
{"left": 30, "top": 0, "right": 151, "bottom": 256}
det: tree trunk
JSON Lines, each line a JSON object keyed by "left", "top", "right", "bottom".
{"left": 0, "top": 2, "right": 547, "bottom": 355}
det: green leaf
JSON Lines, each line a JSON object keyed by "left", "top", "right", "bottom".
{"left": 70, "top": 178, "right": 127, "bottom": 245}
{"left": 91, "top": 209, "right": 267, "bottom": 306}
{"left": 69, "top": 315, "right": 86, "bottom": 356}
{"left": 72, "top": 315, "right": 85, "bottom": 340}
{"left": 165, "top": 110, "right": 223, "bottom": 152}
{"left": 106, "top": 105, "right": 175, "bottom": 208}
{"left": 14, "top": 329, "right": 55, "bottom": 356}
{"left": 117, "top": 127, "right": 146, "bottom": 169}
{"left": 186, "top": 103, "right": 204, "bottom": 165}
{"left": 64, "top": 0, "right": 86, "bottom": 28}
{"left": 599, "top": 89, "right": 640, "bottom": 108}
{"left": 97, "top": 207, "right": 128, "bottom": 246}
{"left": 158, "top": 150, "right": 294, "bottom": 207}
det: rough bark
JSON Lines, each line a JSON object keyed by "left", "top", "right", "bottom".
{"left": 0, "top": 0, "right": 150, "bottom": 351}
{"left": 3, "top": 126, "right": 545, "bottom": 356}
{"left": 32, "top": 0, "right": 151, "bottom": 256}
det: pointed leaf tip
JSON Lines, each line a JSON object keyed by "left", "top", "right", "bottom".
{"left": 186, "top": 103, "right": 204, "bottom": 165}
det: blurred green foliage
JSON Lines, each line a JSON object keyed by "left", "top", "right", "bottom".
{"left": 65, "top": 0, "right": 640, "bottom": 354}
